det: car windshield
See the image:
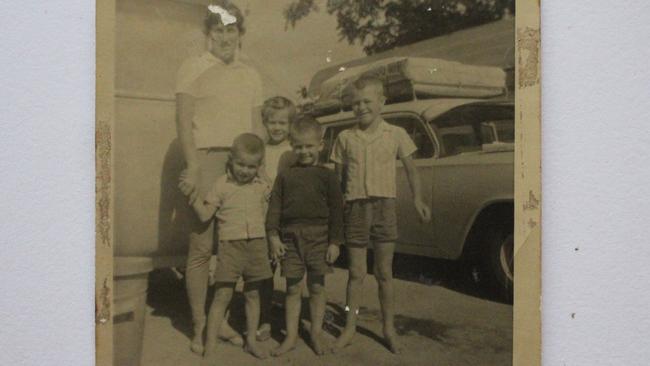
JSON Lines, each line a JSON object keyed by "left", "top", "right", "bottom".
{"left": 430, "top": 104, "right": 513, "bottom": 157}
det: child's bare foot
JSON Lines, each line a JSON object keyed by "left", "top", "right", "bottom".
{"left": 201, "top": 343, "right": 218, "bottom": 365}
{"left": 383, "top": 331, "right": 401, "bottom": 354}
{"left": 310, "top": 332, "right": 327, "bottom": 355}
{"left": 217, "top": 334, "right": 244, "bottom": 347}
{"left": 256, "top": 323, "right": 272, "bottom": 342}
{"left": 190, "top": 323, "right": 205, "bottom": 355}
{"left": 200, "top": 356, "right": 217, "bottom": 366}
{"left": 217, "top": 323, "right": 243, "bottom": 347}
{"left": 190, "top": 340, "right": 205, "bottom": 355}
{"left": 271, "top": 337, "right": 297, "bottom": 357}
{"left": 244, "top": 339, "right": 269, "bottom": 359}
{"left": 332, "top": 327, "right": 355, "bottom": 352}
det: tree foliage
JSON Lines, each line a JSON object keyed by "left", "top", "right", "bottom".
{"left": 284, "top": 0, "right": 515, "bottom": 55}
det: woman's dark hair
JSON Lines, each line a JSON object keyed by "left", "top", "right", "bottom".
{"left": 203, "top": 1, "right": 246, "bottom": 35}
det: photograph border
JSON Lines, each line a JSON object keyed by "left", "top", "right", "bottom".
{"left": 96, "top": 1, "right": 115, "bottom": 365}
{"left": 95, "top": 1, "right": 541, "bottom": 364}
{"left": 513, "top": 0, "right": 541, "bottom": 365}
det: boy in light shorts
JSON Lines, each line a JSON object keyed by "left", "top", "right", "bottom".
{"left": 192, "top": 133, "right": 273, "bottom": 360}
{"left": 330, "top": 76, "right": 431, "bottom": 354}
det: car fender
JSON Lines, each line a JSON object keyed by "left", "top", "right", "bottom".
{"left": 458, "top": 197, "right": 514, "bottom": 258}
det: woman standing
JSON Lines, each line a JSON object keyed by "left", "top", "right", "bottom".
{"left": 175, "top": 1, "right": 263, "bottom": 354}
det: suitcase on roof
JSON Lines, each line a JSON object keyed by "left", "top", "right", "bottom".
{"left": 314, "top": 57, "right": 507, "bottom": 114}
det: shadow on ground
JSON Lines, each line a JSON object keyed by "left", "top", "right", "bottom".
{"left": 148, "top": 267, "right": 457, "bottom": 353}
{"left": 333, "top": 250, "right": 510, "bottom": 304}
{"left": 147, "top": 270, "right": 277, "bottom": 342}
{"left": 147, "top": 270, "right": 348, "bottom": 349}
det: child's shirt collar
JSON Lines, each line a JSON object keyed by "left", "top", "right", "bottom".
{"left": 353, "top": 118, "right": 391, "bottom": 143}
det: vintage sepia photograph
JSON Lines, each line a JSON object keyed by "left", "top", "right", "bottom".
{"left": 96, "top": 0, "right": 540, "bottom": 365}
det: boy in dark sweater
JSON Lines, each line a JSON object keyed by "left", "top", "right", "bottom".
{"left": 266, "top": 116, "right": 344, "bottom": 356}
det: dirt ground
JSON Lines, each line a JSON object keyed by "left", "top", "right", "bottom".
{"left": 140, "top": 256, "right": 512, "bottom": 366}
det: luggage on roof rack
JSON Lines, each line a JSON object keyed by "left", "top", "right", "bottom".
{"left": 312, "top": 57, "right": 507, "bottom": 116}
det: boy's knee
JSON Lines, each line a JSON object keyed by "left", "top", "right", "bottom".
{"left": 244, "top": 289, "right": 260, "bottom": 300}
{"left": 286, "top": 279, "right": 303, "bottom": 296}
{"left": 373, "top": 264, "right": 393, "bottom": 282}
{"left": 308, "top": 282, "right": 324, "bottom": 296}
{"left": 307, "top": 275, "right": 325, "bottom": 295}
{"left": 349, "top": 265, "right": 367, "bottom": 281}
{"left": 213, "top": 287, "right": 234, "bottom": 304}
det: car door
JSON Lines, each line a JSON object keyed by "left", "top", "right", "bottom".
{"left": 427, "top": 103, "right": 515, "bottom": 260}
{"left": 382, "top": 113, "right": 439, "bottom": 256}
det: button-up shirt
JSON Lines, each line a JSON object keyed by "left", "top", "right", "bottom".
{"left": 175, "top": 51, "right": 263, "bottom": 148}
{"left": 330, "top": 119, "right": 417, "bottom": 201}
{"left": 204, "top": 173, "right": 271, "bottom": 241}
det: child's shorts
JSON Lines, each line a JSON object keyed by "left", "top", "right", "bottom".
{"left": 280, "top": 224, "right": 333, "bottom": 279}
{"left": 213, "top": 238, "right": 273, "bottom": 284}
{"left": 344, "top": 198, "right": 398, "bottom": 247}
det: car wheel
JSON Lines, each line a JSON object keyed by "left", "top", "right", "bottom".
{"left": 484, "top": 228, "right": 514, "bottom": 301}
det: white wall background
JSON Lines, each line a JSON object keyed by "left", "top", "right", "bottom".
{"left": 0, "top": 0, "right": 649, "bottom": 365}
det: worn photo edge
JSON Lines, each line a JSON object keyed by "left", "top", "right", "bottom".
{"left": 95, "top": 1, "right": 542, "bottom": 365}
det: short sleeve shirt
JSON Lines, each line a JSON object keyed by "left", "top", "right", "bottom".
{"left": 175, "top": 52, "right": 264, "bottom": 148}
{"left": 204, "top": 174, "right": 271, "bottom": 241}
{"left": 330, "top": 119, "right": 417, "bottom": 201}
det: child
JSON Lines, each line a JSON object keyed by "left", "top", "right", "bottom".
{"left": 330, "top": 76, "right": 431, "bottom": 354}
{"left": 256, "top": 96, "right": 297, "bottom": 342}
{"left": 262, "top": 96, "right": 297, "bottom": 182}
{"left": 266, "top": 116, "right": 344, "bottom": 356}
{"left": 192, "top": 133, "right": 273, "bottom": 360}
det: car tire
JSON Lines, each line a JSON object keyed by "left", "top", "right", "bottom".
{"left": 483, "top": 227, "right": 514, "bottom": 302}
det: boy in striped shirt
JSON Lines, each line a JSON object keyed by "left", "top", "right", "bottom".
{"left": 330, "top": 76, "right": 431, "bottom": 353}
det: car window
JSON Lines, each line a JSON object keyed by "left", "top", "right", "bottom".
{"left": 430, "top": 104, "right": 513, "bottom": 157}
{"left": 439, "top": 125, "right": 484, "bottom": 155}
{"left": 384, "top": 115, "right": 435, "bottom": 159}
{"left": 491, "top": 119, "right": 515, "bottom": 142}
{"left": 320, "top": 122, "right": 354, "bottom": 164}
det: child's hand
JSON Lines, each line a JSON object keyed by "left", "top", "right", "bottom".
{"left": 326, "top": 244, "right": 340, "bottom": 265}
{"left": 258, "top": 165, "right": 272, "bottom": 186}
{"left": 179, "top": 167, "right": 201, "bottom": 204}
{"left": 414, "top": 199, "right": 431, "bottom": 223}
{"left": 270, "top": 239, "right": 288, "bottom": 262}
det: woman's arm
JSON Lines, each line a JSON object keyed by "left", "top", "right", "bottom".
{"left": 176, "top": 93, "right": 201, "bottom": 203}
{"left": 251, "top": 105, "right": 265, "bottom": 140}
{"left": 334, "top": 162, "right": 344, "bottom": 190}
